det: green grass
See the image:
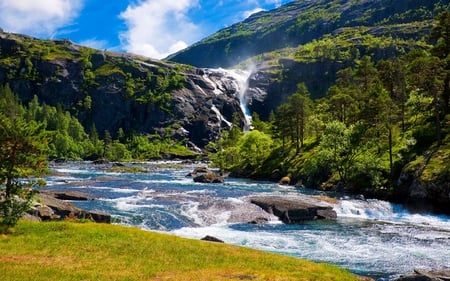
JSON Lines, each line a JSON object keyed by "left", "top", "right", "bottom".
{"left": 0, "top": 221, "right": 361, "bottom": 281}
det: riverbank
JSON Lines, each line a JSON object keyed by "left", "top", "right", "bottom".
{"left": 39, "top": 161, "right": 450, "bottom": 280}
{"left": 0, "top": 221, "right": 361, "bottom": 281}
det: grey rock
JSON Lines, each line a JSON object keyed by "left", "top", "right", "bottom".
{"left": 41, "top": 190, "right": 94, "bottom": 201}
{"left": 193, "top": 173, "right": 225, "bottom": 184}
{"left": 201, "top": 235, "right": 224, "bottom": 243}
{"left": 249, "top": 195, "right": 337, "bottom": 223}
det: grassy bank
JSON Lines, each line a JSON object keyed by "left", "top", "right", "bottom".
{"left": 0, "top": 221, "right": 361, "bottom": 281}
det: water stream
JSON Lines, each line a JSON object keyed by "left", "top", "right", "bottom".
{"left": 44, "top": 161, "right": 450, "bottom": 280}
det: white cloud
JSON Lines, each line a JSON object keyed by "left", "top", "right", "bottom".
{"left": 243, "top": 7, "right": 264, "bottom": 19}
{"left": 119, "top": 0, "right": 199, "bottom": 59}
{"left": 0, "top": 0, "right": 83, "bottom": 38}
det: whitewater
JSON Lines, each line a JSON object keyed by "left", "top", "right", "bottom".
{"left": 45, "top": 161, "right": 450, "bottom": 281}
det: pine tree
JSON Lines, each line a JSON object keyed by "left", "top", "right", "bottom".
{"left": 0, "top": 114, "right": 48, "bottom": 231}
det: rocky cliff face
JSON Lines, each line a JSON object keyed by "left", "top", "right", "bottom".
{"left": 0, "top": 31, "right": 255, "bottom": 148}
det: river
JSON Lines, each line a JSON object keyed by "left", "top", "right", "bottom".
{"left": 44, "top": 161, "right": 450, "bottom": 280}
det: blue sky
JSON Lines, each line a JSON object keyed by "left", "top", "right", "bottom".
{"left": 0, "top": 0, "right": 292, "bottom": 59}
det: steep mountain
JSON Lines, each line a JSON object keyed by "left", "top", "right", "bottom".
{"left": 168, "top": 0, "right": 448, "bottom": 68}
{"left": 0, "top": 30, "right": 255, "bottom": 149}
{"left": 167, "top": 0, "right": 449, "bottom": 118}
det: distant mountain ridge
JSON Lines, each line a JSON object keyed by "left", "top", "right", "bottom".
{"left": 167, "top": 0, "right": 449, "bottom": 68}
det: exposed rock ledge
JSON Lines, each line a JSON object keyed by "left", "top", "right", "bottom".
{"left": 394, "top": 269, "right": 450, "bottom": 281}
{"left": 249, "top": 195, "right": 337, "bottom": 223}
{"left": 26, "top": 190, "right": 110, "bottom": 223}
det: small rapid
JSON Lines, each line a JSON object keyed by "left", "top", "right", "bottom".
{"left": 335, "top": 198, "right": 450, "bottom": 231}
{"left": 44, "top": 162, "right": 450, "bottom": 281}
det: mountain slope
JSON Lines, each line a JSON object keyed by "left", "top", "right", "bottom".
{"left": 0, "top": 30, "right": 251, "bottom": 149}
{"left": 167, "top": 0, "right": 449, "bottom": 120}
{"left": 167, "top": 0, "right": 449, "bottom": 68}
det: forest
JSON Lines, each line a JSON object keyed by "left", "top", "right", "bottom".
{"left": 208, "top": 11, "right": 450, "bottom": 202}
{"left": 0, "top": 83, "right": 195, "bottom": 163}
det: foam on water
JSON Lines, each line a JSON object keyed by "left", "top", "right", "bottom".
{"left": 172, "top": 219, "right": 450, "bottom": 279}
{"left": 334, "top": 198, "right": 450, "bottom": 231}
{"left": 135, "top": 177, "right": 194, "bottom": 186}
{"left": 45, "top": 162, "right": 450, "bottom": 280}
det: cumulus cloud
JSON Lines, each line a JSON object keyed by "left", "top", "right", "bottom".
{"left": 0, "top": 0, "right": 83, "bottom": 37}
{"left": 119, "top": 0, "right": 200, "bottom": 59}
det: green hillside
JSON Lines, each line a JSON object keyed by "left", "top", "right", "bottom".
{"left": 167, "top": 0, "right": 449, "bottom": 68}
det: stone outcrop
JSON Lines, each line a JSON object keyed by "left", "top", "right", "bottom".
{"left": 394, "top": 269, "right": 450, "bottom": 281}
{"left": 249, "top": 195, "right": 337, "bottom": 223}
{"left": 193, "top": 173, "right": 225, "bottom": 184}
{"left": 396, "top": 148, "right": 450, "bottom": 215}
{"left": 27, "top": 191, "right": 111, "bottom": 223}
{"left": 188, "top": 166, "right": 227, "bottom": 184}
{"left": 40, "top": 190, "right": 94, "bottom": 201}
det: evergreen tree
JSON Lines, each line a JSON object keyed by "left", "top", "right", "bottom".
{"left": 408, "top": 54, "right": 444, "bottom": 146}
{"left": 289, "top": 83, "right": 313, "bottom": 153}
{"left": 430, "top": 11, "right": 450, "bottom": 115}
{"left": 0, "top": 114, "right": 48, "bottom": 231}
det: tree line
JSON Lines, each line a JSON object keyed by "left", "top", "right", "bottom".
{"left": 209, "top": 11, "right": 450, "bottom": 197}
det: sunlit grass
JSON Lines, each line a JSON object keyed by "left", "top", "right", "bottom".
{"left": 0, "top": 221, "right": 361, "bottom": 281}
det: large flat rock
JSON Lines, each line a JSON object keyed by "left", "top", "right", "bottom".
{"left": 29, "top": 191, "right": 111, "bottom": 223}
{"left": 249, "top": 195, "right": 337, "bottom": 223}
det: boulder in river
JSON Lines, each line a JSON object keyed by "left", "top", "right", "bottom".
{"left": 193, "top": 173, "right": 225, "bottom": 184}
{"left": 249, "top": 195, "right": 337, "bottom": 223}
{"left": 41, "top": 190, "right": 94, "bottom": 201}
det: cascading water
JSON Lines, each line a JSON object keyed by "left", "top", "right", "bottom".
{"left": 222, "top": 68, "right": 253, "bottom": 132}
{"left": 204, "top": 68, "right": 254, "bottom": 131}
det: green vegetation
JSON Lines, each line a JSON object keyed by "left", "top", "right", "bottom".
{"left": 0, "top": 85, "right": 195, "bottom": 162}
{"left": 0, "top": 221, "right": 359, "bottom": 281}
{"left": 168, "top": 0, "right": 450, "bottom": 68}
{"left": 0, "top": 86, "right": 48, "bottom": 232}
{"left": 210, "top": 12, "right": 450, "bottom": 199}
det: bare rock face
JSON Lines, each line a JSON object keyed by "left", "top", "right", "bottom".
{"left": 249, "top": 195, "right": 337, "bottom": 223}
{"left": 0, "top": 32, "right": 253, "bottom": 149}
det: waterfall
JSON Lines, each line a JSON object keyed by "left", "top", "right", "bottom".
{"left": 204, "top": 68, "right": 253, "bottom": 132}
{"left": 223, "top": 69, "right": 253, "bottom": 132}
